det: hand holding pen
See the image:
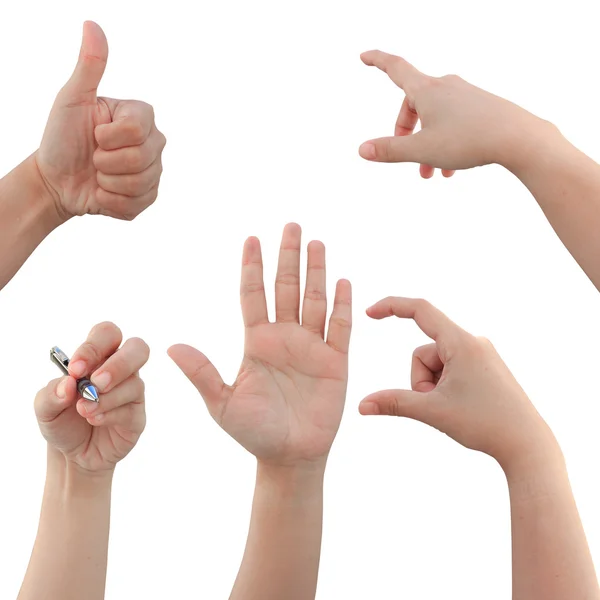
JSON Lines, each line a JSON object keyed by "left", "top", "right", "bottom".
{"left": 35, "top": 322, "right": 150, "bottom": 473}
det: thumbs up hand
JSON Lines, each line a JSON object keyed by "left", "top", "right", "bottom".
{"left": 36, "top": 21, "right": 166, "bottom": 221}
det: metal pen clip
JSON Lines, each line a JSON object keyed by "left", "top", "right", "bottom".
{"left": 49, "top": 346, "right": 99, "bottom": 403}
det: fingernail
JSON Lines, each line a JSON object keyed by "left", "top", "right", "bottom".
{"left": 92, "top": 412, "right": 104, "bottom": 423}
{"left": 359, "top": 142, "right": 376, "bottom": 160}
{"left": 57, "top": 378, "right": 68, "bottom": 399}
{"left": 69, "top": 360, "right": 86, "bottom": 378}
{"left": 91, "top": 371, "right": 111, "bottom": 392}
{"left": 360, "top": 401, "right": 380, "bottom": 415}
{"left": 84, "top": 401, "right": 97, "bottom": 416}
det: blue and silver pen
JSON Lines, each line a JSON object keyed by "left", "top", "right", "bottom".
{"left": 50, "top": 346, "right": 99, "bottom": 402}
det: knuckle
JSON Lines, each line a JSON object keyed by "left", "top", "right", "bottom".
{"left": 142, "top": 101, "right": 155, "bottom": 118}
{"left": 92, "top": 321, "right": 121, "bottom": 336}
{"left": 440, "top": 73, "right": 462, "bottom": 84}
{"left": 144, "top": 187, "right": 159, "bottom": 208}
{"left": 121, "top": 210, "right": 138, "bottom": 222}
{"left": 130, "top": 337, "right": 151, "bottom": 360}
{"left": 415, "top": 74, "right": 437, "bottom": 89}
{"left": 123, "top": 120, "right": 146, "bottom": 145}
{"left": 33, "top": 386, "right": 46, "bottom": 412}
{"left": 461, "top": 334, "right": 491, "bottom": 356}
{"left": 188, "top": 358, "right": 214, "bottom": 383}
{"left": 330, "top": 316, "right": 352, "bottom": 330}
{"left": 92, "top": 149, "right": 106, "bottom": 170}
{"left": 126, "top": 402, "right": 138, "bottom": 420}
{"left": 387, "top": 398, "right": 402, "bottom": 417}
{"left": 379, "top": 139, "right": 391, "bottom": 161}
{"left": 304, "top": 288, "right": 327, "bottom": 302}
{"left": 138, "top": 413, "right": 147, "bottom": 434}
{"left": 122, "top": 174, "right": 142, "bottom": 196}
{"left": 412, "top": 346, "right": 425, "bottom": 359}
{"left": 124, "top": 148, "right": 145, "bottom": 172}
{"left": 78, "top": 341, "right": 102, "bottom": 364}
{"left": 241, "top": 282, "right": 265, "bottom": 295}
{"left": 276, "top": 273, "right": 300, "bottom": 286}
{"left": 133, "top": 377, "right": 146, "bottom": 397}
{"left": 388, "top": 56, "right": 405, "bottom": 71}
{"left": 90, "top": 321, "right": 122, "bottom": 344}
{"left": 158, "top": 131, "right": 167, "bottom": 150}
{"left": 475, "top": 335, "right": 495, "bottom": 351}
{"left": 414, "top": 298, "right": 432, "bottom": 314}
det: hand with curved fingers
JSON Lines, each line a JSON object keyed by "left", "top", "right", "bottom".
{"left": 359, "top": 296, "right": 554, "bottom": 468}
{"left": 169, "top": 223, "right": 352, "bottom": 600}
{"left": 169, "top": 223, "right": 352, "bottom": 467}
{"left": 358, "top": 50, "right": 548, "bottom": 177}
{"left": 360, "top": 297, "right": 600, "bottom": 600}
{"left": 35, "top": 321, "right": 149, "bottom": 473}
{"left": 358, "top": 50, "right": 600, "bottom": 293}
{"left": 36, "top": 21, "right": 166, "bottom": 221}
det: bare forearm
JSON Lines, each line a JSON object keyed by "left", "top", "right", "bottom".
{"left": 230, "top": 461, "right": 326, "bottom": 600}
{"left": 505, "top": 122, "right": 600, "bottom": 291}
{"left": 18, "top": 448, "right": 113, "bottom": 600}
{"left": 0, "top": 153, "right": 66, "bottom": 291}
{"left": 504, "top": 444, "right": 600, "bottom": 600}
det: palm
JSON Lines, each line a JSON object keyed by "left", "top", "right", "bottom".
{"left": 170, "top": 224, "right": 353, "bottom": 466}
{"left": 37, "top": 98, "right": 110, "bottom": 217}
{"left": 41, "top": 401, "right": 137, "bottom": 472}
{"left": 221, "top": 323, "right": 348, "bottom": 462}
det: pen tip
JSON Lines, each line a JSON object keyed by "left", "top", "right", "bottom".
{"left": 82, "top": 385, "right": 99, "bottom": 403}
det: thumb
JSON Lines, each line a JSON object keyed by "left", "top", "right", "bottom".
{"left": 359, "top": 388, "right": 435, "bottom": 423}
{"left": 359, "top": 130, "right": 432, "bottom": 164}
{"left": 62, "top": 21, "right": 108, "bottom": 102}
{"left": 167, "top": 344, "right": 230, "bottom": 415}
{"left": 34, "top": 377, "right": 78, "bottom": 424}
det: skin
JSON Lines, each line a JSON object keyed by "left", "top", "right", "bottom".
{"left": 18, "top": 322, "right": 149, "bottom": 600}
{"left": 358, "top": 50, "right": 600, "bottom": 291}
{"left": 0, "top": 21, "right": 166, "bottom": 291}
{"left": 359, "top": 297, "right": 600, "bottom": 600}
{"left": 169, "top": 223, "right": 352, "bottom": 600}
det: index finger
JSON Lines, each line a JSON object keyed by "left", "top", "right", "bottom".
{"left": 69, "top": 322, "right": 123, "bottom": 378}
{"left": 366, "top": 297, "right": 463, "bottom": 343}
{"left": 240, "top": 236, "right": 269, "bottom": 328}
{"left": 360, "top": 50, "right": 423, "bottom": 90}
{"left": 95, "top": 101, "right": 155, "bottom": 151}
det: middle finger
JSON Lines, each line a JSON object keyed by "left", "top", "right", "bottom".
{"left": 90, "top": 337, "right": 150, "bottom": 394}
{"left": 275, "top": 223, "right": 302, "bottom": 323}
{"left": 93, "top": 128, "right": 166, "bottom": 175}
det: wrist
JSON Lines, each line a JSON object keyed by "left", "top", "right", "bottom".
{"left": 256, "top": 460, "right": 326, "bottom": 506}
{"left": 30, "top": 152, "right": 72, "bottom": 226}
{"left": 499, "top": 113, "right": 565, "bottom": 174}
{"left": 499, "top": 433, "right": 565, "bottom": 487}
{"left": 47, "top": 446, "right": 114, "bottom": 496}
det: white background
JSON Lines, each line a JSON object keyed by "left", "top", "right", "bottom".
{"left": 1, "top": 1, "right": 600, "bottom": 598}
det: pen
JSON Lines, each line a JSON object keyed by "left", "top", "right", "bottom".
{"left": 50, "top": 346, "right": 99, "bottom": 402}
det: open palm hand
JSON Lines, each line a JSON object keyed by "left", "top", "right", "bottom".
{"left": 169, "top": 224, "right": 352, "bottom": 466}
